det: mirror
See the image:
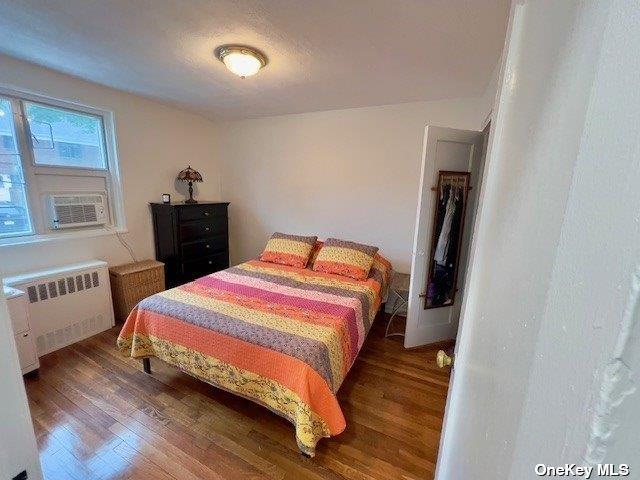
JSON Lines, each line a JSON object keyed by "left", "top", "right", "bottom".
{"left": 424, "top": 171, "right": 471, "bottom": 309}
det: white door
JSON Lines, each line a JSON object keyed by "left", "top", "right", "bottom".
{"left": 433, "top": 1, "right": 640, "bottom": 478}
{"left": 405, "top": 126, "right": 485, "bottom": 348}
{"left": 0, "top": 292, "right": 43, "bottom": 479}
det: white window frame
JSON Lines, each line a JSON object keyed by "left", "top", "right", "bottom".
{"left": 0, "top": 86, "right": 126, "bottom": 247}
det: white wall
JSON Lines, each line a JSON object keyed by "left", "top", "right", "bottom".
{"left": 438, "top": 1, "right": 640, "bottom": 478}
{"left": 0, "top": 54, "right": 221, "bottom": 277}
{"left": 512, "top": 0, "right": 640, "bottom": 473}
{"left": 0, "top": 293, "right": 42, "bottom": 480}
{"left": 216, "top": 98, "right": 488, "bottom": 272}
{"left": 476, "top": 59, "right": 501, "bottom": 128}
{"left": 0, "top": 54, "right": 497, "bottom": 277}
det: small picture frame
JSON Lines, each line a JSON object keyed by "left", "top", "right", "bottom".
{"left": 162, "top": 193, "right": 171, "bottom": 204}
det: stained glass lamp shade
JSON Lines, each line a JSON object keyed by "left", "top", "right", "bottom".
{"left": 177, "top": 165, "right": 203, "bottom": 204}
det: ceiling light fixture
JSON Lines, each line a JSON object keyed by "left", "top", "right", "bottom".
{"left": 215, "top": 45, "right": 267, "bottom": 79}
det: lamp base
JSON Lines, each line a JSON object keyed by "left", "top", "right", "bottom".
{"left": 185, "top": 182, "right": 197, "bottom": 204}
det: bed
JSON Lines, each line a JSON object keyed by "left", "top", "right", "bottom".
{"left": 116, "top": 253, "right": 391, "bottom": 456}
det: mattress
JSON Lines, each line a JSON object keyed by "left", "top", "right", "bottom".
{"left": 116, "top": 255, "right": 391, "bottom": 455}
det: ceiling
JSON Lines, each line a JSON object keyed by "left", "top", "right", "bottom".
{"left": 0, "top": 0, "right": 510, "bottom": 120}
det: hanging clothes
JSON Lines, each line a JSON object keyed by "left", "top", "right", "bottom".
{"left": 434, "top": 186, "right": 457, "bottom": 265}
{"left": 445, "top": 188, "right": 464, "bottom": 266}
{"left": 432, "top": 184, "right": 450, "bottom": 255}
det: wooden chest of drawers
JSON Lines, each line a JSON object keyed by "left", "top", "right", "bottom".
{"left": 150, "top": 202, "right": 230, "bottom": 288}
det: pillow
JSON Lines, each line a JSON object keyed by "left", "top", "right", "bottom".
{"left": 312, "top": 238, "right": 379, "bottom": 280}
{"left": 260, "top": 232, "right": 318, "bottom": 268}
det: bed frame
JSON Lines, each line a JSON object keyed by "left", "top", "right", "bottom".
{"left": 138, "top": 301, "right": 386, "bottom": 458}
{"left": 141, "top": 355, "right": 312, "bottom": 456}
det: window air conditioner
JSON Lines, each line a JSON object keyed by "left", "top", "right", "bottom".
{"left": 48, "top": 193, "right": 108, "bottom": 229}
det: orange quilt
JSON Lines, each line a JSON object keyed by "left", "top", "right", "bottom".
{"left": 117, "top": 255, "right": 391, "bottom": 455}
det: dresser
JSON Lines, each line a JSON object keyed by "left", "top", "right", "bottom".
{"left": 150, "top": 202, "right": 230, "bottom": 288}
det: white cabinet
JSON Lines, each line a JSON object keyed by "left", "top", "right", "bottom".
{"left": 14, "top": 331, "right": 38, "bottom": 372}
{"left": 7, "top": 289, "right": 29, "bottom": 333}
{"left": 4, "top": 286, "right": 39, "bottom": 374}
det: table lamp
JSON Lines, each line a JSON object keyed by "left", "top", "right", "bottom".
{"left": 177, "top": 165, "right": 203, "bottom": 204}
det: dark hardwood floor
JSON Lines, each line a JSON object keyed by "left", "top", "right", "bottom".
{"left": 24, "top": 313, "right": 452, "bottom": 480}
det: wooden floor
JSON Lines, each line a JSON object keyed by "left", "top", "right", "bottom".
{"left": 25, "top": 313, "right": 452, "bottom": 480}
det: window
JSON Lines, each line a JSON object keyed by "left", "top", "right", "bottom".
{"left": 0, "top": 98, "right": 32, "bottom": 237}
{"left": 58, "top": 143, "right": 83, "bottom": 159}
{"left": 25, "top": 102, "right": 108, "bottom": 169}
{"left": 0, "top": 91, "right": 122, "bottom": 241}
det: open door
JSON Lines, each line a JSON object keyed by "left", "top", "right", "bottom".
{"left": 405, "top": 126, "right": 486, "bottom": 348}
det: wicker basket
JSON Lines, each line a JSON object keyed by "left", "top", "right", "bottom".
{"left": 109, "top": 260, "right": 165, "bottom": 323}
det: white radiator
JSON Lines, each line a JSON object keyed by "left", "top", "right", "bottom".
{"left": 3, "top": 260, "right": 115, "bottom": 356}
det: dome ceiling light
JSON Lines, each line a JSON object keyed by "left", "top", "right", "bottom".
{"left": 215, "top": 45, "right": 267, "bottom": 79}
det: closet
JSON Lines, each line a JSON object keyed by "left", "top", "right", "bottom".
{"left": 405, "top": 124, "right": 489, "bottom": 347}
{"left": 424, "top": 172, "right": 471, "bottom": 309}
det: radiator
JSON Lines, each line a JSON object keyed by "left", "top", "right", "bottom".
{"left": 3, "top": 260, "right": 115, "bottom": 356}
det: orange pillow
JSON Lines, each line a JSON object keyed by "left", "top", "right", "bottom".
{"left": 260, "top": 232, "right": 318, "bottom": 268}
{"left": 312, "top": 238, "right": 379, "bottom": 280}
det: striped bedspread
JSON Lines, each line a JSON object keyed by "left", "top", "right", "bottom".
{"left": 117, "top": 255, "right": 391, "bottom": 455}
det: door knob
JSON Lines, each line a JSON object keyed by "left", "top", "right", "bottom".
{"left": 436, "top": 350, "right": 453, "bottom": 368}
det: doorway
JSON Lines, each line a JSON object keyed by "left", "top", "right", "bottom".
{"left": 404, "top": 122, "right": 491, "bottom": 348}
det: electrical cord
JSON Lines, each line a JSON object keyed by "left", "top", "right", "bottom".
{"left": 105, "top": 225, "right": 137, "bottom": 263}
{"left": 116, "top": 231, "right": 137, "bottom": 263}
